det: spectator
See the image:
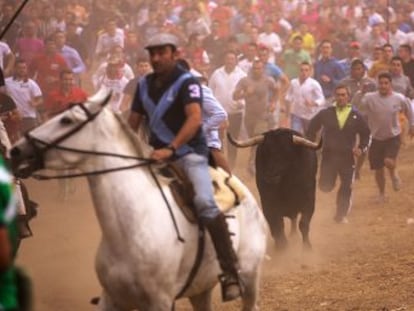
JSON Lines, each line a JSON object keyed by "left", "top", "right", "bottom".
{"left": 398, "top": 44, "right": 414, "bottom": 87}
{"left": 233, "top": 57, "right": 279, "bottom": 174}
{"left": 360, "top": 72, "right": 414, "bottom": 202}
{"left": 289, "top": 23, "right": 316, "bottom": 56}
{"left": 185, "top": 7, "right": 210, "bottom": 39}
{"left": 257, "top": 19, "right": 282, "bottom": 64}
{"left": 182, "top": 33, "right": 210, "bottom": 77}
{"left": 368, "top": 43, "right": 394, "bottom": 78}
{"left": 361, "top": 24, "right": 387, "bottom": 60}
{"left": 307, "top": 84, "right": 370, "bottom": 224}
{"left": 5, "top": 59, "right": 42, "bottom": 137}
{"left": 14, "top": 20, "right": 44, "bottom": 65}
{"left": 123, "top": 32, "right": 141, "bottom": 68}
{"left": 209, "top": 50, "right": 246, "bottom": 169}
{"left": 0, "top": 2, "right": 21, "bottom": 46}
{"left": 54, "top": 30, "right": 86, "bottom": 79}
{"left": 210, "top": 0, "right": 233, "bottom": 39}
{"left": 92, "top": 46, "right": 134, "bottom": 91}
{"left": 121, "top": 53, "right": 152, "bottom": 112}
{"left": 354, "top": 16, "right": 372, "bottom": 46}
{"left": 314, "top": 40, "right": 346, "bottom": 101}
{"left": 44, "top": 69, "right": 88, "bottom": 118}
{"left": 285, "top": 62, "right": 325, "bottom": 134}
{"left": 235, "top": 21, "right": 254, "bottom": 46}
{"left": 341, "top": 59, "right": 377, "bottom": 180}
{"left": 238, "top": 42, "right": 258, "bottom": 74}
{"left": 389, "top": 56, "right": 414, "bottom": 98}
{"left": 258, "top": 45, "right": 290, "bottom": 93}
{"left": 281, "top": 35, "right": 312, "bottom": 80}
{"left": 28, "top": 36, "right": 68, "bottom": 95}
{"left": 339, "top": 42, "right": 364, "bottom": 77}
{"left": 66, "top": 22, "right": 89, "bottom": 67}
{"left": 388, "top": 20, "right": 408, "bottom": 52}
{"left": 389, "top": 56, "right": 414, "bottom": 146}
{"left": 95, "top": 18, "right": 125, "bottom": 63}
{"left": 341, "top": 59, "right": 377, "bottom": 106}
{"left": 95, "top": 59, "right": 129, "bottom": 112}
{"left": 203, "top": 20, "right": 228, "bottom": 70}
{"left": 38, "top": 5, "right": 58, "bottom": 39}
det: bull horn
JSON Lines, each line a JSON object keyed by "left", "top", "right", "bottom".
{"left": 292, "top": 135, "right": 320, "bottom": 149}
{"left": 227, "top": 132, "right": 264, "bottom": 148}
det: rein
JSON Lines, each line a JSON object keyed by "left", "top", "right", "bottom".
{"left": 27, "top": 135, "right": 155, "bottom": 180}
{"left": 21, "top": 101, "right": 185, "bottom": 243}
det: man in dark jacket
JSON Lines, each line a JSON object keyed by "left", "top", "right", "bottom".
{"left": 307, "top": 84, "right": 370, "bottom": 223}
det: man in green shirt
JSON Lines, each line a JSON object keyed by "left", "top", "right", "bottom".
{"left": 0, "top": 156, "right": 19, "bottom": 311}
{"left": 307, "top": 85, "right": 370, "bottom": 223}
{"left": 282, "top": 35, "right": 312, "bottom": 80}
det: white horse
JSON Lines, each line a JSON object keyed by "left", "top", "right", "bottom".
{"left": 10, "top": 91, "right": 267, "bottom": 311}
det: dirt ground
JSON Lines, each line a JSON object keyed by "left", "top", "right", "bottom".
{"left": 16, "top": 143, "right": 414, "bottom": 311}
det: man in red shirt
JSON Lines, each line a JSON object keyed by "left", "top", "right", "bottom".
{"left": 44, "top": 69, "right": 88, "bottom": 119}
{"left": 29, "top": 36, "right": 68, "bottom": 95}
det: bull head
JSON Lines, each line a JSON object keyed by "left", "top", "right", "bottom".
{"left": 227, "top": 130, "right": 321, "bottom": 150}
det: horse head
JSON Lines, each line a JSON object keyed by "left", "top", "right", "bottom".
{"left": 11, "top": 89, "right": 112, "bottom": 178}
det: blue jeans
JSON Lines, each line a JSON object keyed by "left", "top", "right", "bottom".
{"left": 290, "top": 114, "right": 310, "bottom": 135}
{"left": 175, "top": 153, "right": 221, "bottom": 220}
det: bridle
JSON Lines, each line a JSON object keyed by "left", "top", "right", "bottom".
{"left": 19, "top": 98, "right": 186, "bottom": 244}
{"left": 19, "top": 99, "right": 154, "bottom": 180}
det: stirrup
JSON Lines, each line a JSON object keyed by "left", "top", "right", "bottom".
{"left": 218, "top": 273, "right": 244, "bottom": 302}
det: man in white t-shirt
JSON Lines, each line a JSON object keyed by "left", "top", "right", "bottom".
{"left": 5, "top": 59, "right": 42, "bottom": 136}
{"left": 360, "top": 72, "right": 414, "bottom": 202}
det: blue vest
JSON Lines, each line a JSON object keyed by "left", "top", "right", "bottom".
{"left": 139, "top": 72, "right": 193, "bottom": 157}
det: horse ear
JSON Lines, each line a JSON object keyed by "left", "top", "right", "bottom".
{"left": 100, "top": 91, "right": 112, "bottom": 108}
{"left": 87, "top": 89, "right": 112, "bottom": 112}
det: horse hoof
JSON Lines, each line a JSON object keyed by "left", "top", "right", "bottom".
{"left": 90, "top": 296, "right": 100, "bottom": 305}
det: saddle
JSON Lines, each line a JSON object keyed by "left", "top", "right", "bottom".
{"left": 160, "top": 164, "right": 246, "bottom": 223}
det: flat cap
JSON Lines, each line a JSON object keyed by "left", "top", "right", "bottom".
{"left": 145, "top": 33, "right": 179, "bottom": 50}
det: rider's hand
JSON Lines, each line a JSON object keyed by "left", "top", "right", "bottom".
{"left": 352, "top": 147, "right": 362, "bottom": 157}
{"left": 151, "top": 148, "right": 174, "bottom": 162}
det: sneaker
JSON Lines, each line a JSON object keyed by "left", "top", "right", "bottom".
{"left": 391, "top": 176, "right": 401, "bottom": 192}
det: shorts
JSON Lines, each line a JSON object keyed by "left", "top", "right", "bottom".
{"left": 368, "top": 135, "right": 401, "bottom": 170}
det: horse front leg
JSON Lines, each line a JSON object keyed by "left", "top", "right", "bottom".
{"left": 97, "top": 291, "right": 125, "bottom": 311}
{"left": 189, "top": 288, "right": 213, "bottom": 311}
{"left": 240, "top": 271, "right": 260, "bottom": 311}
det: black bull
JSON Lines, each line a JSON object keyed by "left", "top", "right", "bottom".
{"left": 228, "top": 128, "right": 321, "bottom": 249}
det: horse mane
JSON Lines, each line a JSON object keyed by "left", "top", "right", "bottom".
{"left": 112, "top": 111, "right": 151, "bottom": 158}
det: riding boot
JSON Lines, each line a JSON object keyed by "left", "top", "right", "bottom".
{"left": 203, "top": 213, "right": 243, "bottom": 302}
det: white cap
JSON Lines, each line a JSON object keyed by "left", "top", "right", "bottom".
{"left": 145, "top": 33, "right": 179, "bottom": 50}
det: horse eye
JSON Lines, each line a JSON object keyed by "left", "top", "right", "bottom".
{"left": 60, "top": 116, "right": 74, "bottom": 125}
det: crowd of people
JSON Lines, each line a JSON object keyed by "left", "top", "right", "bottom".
{"left": 0, "top": 0, "right": 414, "bottom": 308}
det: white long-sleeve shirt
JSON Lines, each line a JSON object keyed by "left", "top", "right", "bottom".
{"left": 208, "top": 66, "right": 246, "bottom": 114}
{"left": 286, "top": 77, "right": 325, "bottom": 120}
{"left": 257, "top": 32, "right": 282, "bottom": 63}
{"left": 202, "top": 85, "right": 227, "bottom": 149}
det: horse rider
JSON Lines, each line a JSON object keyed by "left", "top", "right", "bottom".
{"left": 127, "top": 33, "right": 243, "bottom": 301}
